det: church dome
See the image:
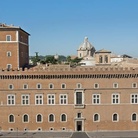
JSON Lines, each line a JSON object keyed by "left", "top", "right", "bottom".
{"left": 78, "top": 37, "right": 95, "bottom": 50}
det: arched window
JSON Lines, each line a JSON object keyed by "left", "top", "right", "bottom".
{"left": 49, "top": 114, "right": 55, "bottom": 122}
{"left": 36, "top": 114, "right": 43, "bottom": 122}
{"left": 9, "top": 114, "right": 14, "bottom": 123}
{"left": 93, "top": 113, "right": 100, "bottom": 122}
{"left": 7, "top": 51, "right": 11, "bottom": 57}
{"left": 61, "top": 114, "right": 67, "bottom": 122}
{"left": 132, "top": 113, "right": 137, "bottom": 122}
{"left": 49, "top": 83, "right": 54, "bottom": 89}
{"left": 112, "top": 113, "right": 118, "bottom": 122}
{"left": 61, "top": 83, "right": 66, "bottom": 89}
{"left": 23, "top": 114, "right": 29, "bottom": 123}
{"left": 105, "top": 55, "right": 108, "bottom": 63}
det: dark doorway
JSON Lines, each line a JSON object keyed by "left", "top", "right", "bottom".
{"left": 77, "top": 121, "right": 82, "bottom": 131}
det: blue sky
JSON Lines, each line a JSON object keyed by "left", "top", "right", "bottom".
{"left": 1, "top": 0, "right": 138, "bottom": 57}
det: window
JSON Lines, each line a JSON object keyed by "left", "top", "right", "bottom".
{"left": 132, "top": 113, "right": 137, "bottom": 122}
{"left": 112, "top": 113, "right": 118, "bottom": 122}
{"left": 8, "top": 84, "right": 14, "bottom": 89}
{"left": 9, "top": 114, "right": 15, "bottom": 123}
{"left": 112, "top": 94, "right": 120, "bottom": 104}
{"left": 21, "top": 94, "right": 30, "bottom": 105}
{"left": 23, "top": 84, "right": 28, "bottom": 89}
{"left": 7, "top": 94, "right": 15, "bottom": 105}
{"left": 47, "top": 94, "right": 55, "bottom": 105}
{"left": 60, "top": 94, "right": 67, "bottom": 104}
{"left": 36, "top": 114, "right": 43, "bottom": 123}
{"left": 76, "top": 92, "right": 82, "bottom": 105}
{"left": 6, "top": 35, "right": 11, "bottom": 41}
{"left": 99, "top": 55, "right": 103, "bottom": 63}
{"left": 49, "top": 83, "right": 54, "bottom": 89}
{"left": 92, "top": 94, "right": 100, "bottom": 104}
{"left": 7, "top": 51, "right": 11, "bottom": 57}
{"left": 61, "top": 114, "right": 67, "bottom": 122}
{"left": 113, "top": 83, "right": 118, "bottom": 88}
{"left": 23, "top": 114, "right": 29, "bottom": 123}
{"left": 61, "top": 83, "right": 66, "bottom": 89}
{"left": 36, "top": 83, "right": 42, "bottom": 89}
{"left": 132, "top": 83, "right": 137, "bottom": 88}
{"left": 76, "top": 83, "right": 82, "bottom": 89}
{"left": 7, "top": 64, "right": 12, "bottom": 70}
{"left": 77, "top": 113, "right": 82, "bottom": 118}
{"left": 105, "top": 55, "right": 108, "bottom": 63}
{"left": 35, "top": 94, "right": 43, "bottom": 105}
{"left": 131, "top": 94, "right": 138, "bottom": 104}
{"left": 49, "top": 114, "right": 55, "bottom": 122}
{"left": 93, "top": 114, "right": 100, "bottom": 122}
{"left": 94, "top": 83, "right": 99, "bottom": 89}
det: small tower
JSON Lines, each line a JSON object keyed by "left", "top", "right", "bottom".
{"left": 0, "top": 23, "right": 30, "bottom": 70}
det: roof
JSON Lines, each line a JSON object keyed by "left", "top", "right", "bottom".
{"left": 95, "top": 49, "right": 111, "bottom": 53}
{"left": 0, "top": 23, "right": 30, "bottom": 35}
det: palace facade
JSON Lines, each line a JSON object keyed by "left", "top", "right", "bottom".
{"left": 0, "top": 23, "right": 138, "bottom": 132}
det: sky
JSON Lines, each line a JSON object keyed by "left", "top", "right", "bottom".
{"left": 1, "top": 0, "right": 138, "bottom": 57}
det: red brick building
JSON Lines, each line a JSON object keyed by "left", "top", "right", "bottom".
{"left": 0, "top": 24, "right": 138, "bottom": 132}
{"left": 0, "top": 23, "right": 29, "bottom": 70}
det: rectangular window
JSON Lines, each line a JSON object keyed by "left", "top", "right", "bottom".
{"left": 7, "top": 94, "right": 15, "bottom": 105}
{"left": 35, "top": 94, "right": 43, "bottom": 105}
{"left": 112, "top": 94, "right": 120, "bottom": 104}
{"left": 6, "top": 35, "right": 11, "bottom": 41}
{"left": 21, "top": 94, "right": 30, "bottom": 105}
{"left": 60, "top": 94, "right": 67, "bottom": 104}
{"left": 47, "top": 94, "right": 55, "bottom": 105}
{"left": 7, "top": 64, "right": 12, "bottom": 70}
{"left": 92, "top": 94, "right": 100, "bottom": 104}
{"left": 131, "top": 94, "right": 138, "bottom": 104}
{"left": 76, "top": 92, "right": 82, "bottom": 104}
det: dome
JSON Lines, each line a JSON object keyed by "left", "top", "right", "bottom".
{"left": 78, "top": 37, "right": 95, "bottom": 50}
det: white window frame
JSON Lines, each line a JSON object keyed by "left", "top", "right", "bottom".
{"left": 112, "top": 93, "right": 120, "bottom": 104}
{"left": 59, "top": 94, "right": 68, "bottom": 105}
{"left": 60, "top": 113, "right": 67, "bottom": 122}
{"left": 6, "top": 35, "right": 11, "bottom": 41}
{"left": 7, "top": 94, "right": 15, "bottom": 105}
{"left": 7, "top": 51, "right": 11, "bottom": 57}
{"left": 132, "top": 83, "right": 137, "bottom": 88}
{"left": 8, "top": 84, "right": 14, "bottom": 90}
{"left": 131, "top": 94, "right": 138, "bottom": 104}
{"left": 36, "top": 114, "right": 43, "bottom": 123}
{"left": 113, "top": 83, "right": 118, "bottom": 88}
{"left": 47, "top": 94, "right": 55, "bottom": 105}
{"left": 74, "top": 90, "right": 84, "bottom": 105}
{"left": 21, "top": 94, "right": 30, "bottom": 105}
{"left": 112, "top": 113, "right": 119, "bottom": 122}
{"left": 93, "top": 113, "right": 100, "bottom": 122}
{"left": 131, "top": 113, "right": 137, "bottom": 122}
{"left": 49, "top": 83, "right": 54, "bottom": 89}
{"left": 23, "top": 84, "right": 28, "bottom": 89}
{"left": 35, "top": 94, "right": 43, "bottom": 105}
{"left": 48, "top": 114, "right": 55, "bottom": 123}
{"left": 61, "top": 83, "right": 66, "bottom": 89}
{"left": 92, "top": 94, "right": 100, "bottom": 104}
{"left": 94, "top": 83, "right": 99, "bottom": 89}
{"left": 22, "top": 114, "right": 29, "bottom": 123}
{"left": 36, "top": 83, "right": 42, "bottom": 89}
{"left": 8, "top": 114, "right": 15, "bottom": 123}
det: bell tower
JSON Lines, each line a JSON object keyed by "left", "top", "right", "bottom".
{"left": 0, "top": 23, "right": 30, "bottom": 70}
